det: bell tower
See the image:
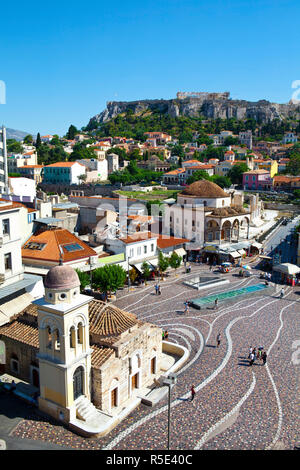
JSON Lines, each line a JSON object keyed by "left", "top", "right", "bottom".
{"left": 36, "top": 265, "right": 93, "bottom": 424}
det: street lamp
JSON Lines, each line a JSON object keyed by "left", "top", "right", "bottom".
{"left": 163, "top": 373, "right": 177, "bottom": 450}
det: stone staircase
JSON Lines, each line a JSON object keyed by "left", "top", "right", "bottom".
{"left": 69, "top": 395, "right": 112, "bottom": 436}
{"left": 75, "top": 395, "right": 100, "bottom": 422}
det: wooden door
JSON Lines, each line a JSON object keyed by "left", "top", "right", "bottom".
{"left": 131, "top": 373, "right": 138, "bottom": 390}
{"left": 151, "top": 357, "right": 156, "bottom": 374}
{"left": 111, "top": 388, "right": 117, "bottom": 407}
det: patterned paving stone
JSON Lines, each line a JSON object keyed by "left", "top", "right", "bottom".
{"left": 11, "top": 263, "right": 300, "bottom": 450}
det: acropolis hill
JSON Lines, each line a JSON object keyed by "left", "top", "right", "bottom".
{"left": 87, "top": 91, "right": 300, "bottom": 128}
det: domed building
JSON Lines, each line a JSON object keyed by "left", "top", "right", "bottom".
{"left": 163, "top": 179, "right": 252, "bottom": 262}
{"left": 0, "top": 264, "right": 166, "bottom": 436}
{"left": 177, "top": 180, "right": 232, "bottom": 208}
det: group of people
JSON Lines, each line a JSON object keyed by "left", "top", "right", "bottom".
{"left": 248, "top": 347, "right": 267, "bottom": 366}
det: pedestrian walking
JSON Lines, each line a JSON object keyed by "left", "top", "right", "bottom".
{"left": 190, "top": 385, "right": 196, "bottom": 401}
{"left": 280, "top": 288, "right": 284, "bottom": 299}
{"left": 214, "top": 298, "right": 218, "bottom": 310}
{"left": 155, "top": 283, "right": 159, "bottom": 295}
{"left": 209, "top": 264, "right": 213, "bottom": 272}
{"left": 158, "top": 284, "right": 161, "bottom": 295}
{"left": 248, "top": 347, "right": 253, "bottom": 359}
{"left": 262, "top": 351, "right": 267, "bottom": 365}
{"left": 252, "top": 348, "right": 257, "bottom": 361}
{"left": 249, "top": 352, "right": 254, "bottom": 366}
{"left": 216, "top": 333, "right": 221, "bottom": 348}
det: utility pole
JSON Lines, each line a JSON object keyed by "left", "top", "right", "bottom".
{"left": 163, "top": 373, "right": 177, "bottom": 450}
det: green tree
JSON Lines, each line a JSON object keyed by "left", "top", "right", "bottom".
{"left": 69, "top": 143, "right": 96, "bottom": 161}
{"left": 211, "top": 175, "right": 232, "bottom": 188}
{"left": 169, "top": 252, "right": 182, "bottom": 273}
{"left": 158, "top": 251, "right": 169, "bottom": 277}
{"left": 7, "top": 139, "right": 23, "bottom": 154}
{"left": 293, "top": 189, "right": 300, "bottom": 199}
{"left": 286, "top": 148, "right": 300, "bottom": 175}
{"left": 23, "top": 134, "right": 33, "bottom": 145}
{"left": 228, "top": 163, "right": 249, "bottom": 185}
{"left": 50, "top": 135, "right": 61, "bottom": 146}
{"left": 35, "top": 132, "right": 41, "bottom": 149}
{"left": 129, "top": 268, "right": 138, "bottom": 284}
{"left": 66, "top": 124, "right": 78, "bottom": 140}
{"left": 186, "top": 170, "right": 211, "bottom": 184}
{"left": 141, "top": 261, "right": 151, "bottom": 281}
{"left": 75, "top": 269, "right": 90, "bottom": 292}
{"left": 91, "top": 264, "right": 127, "bottom": 294}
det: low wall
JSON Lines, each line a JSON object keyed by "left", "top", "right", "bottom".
{"left": 264, "top": 203, "right": 300, "bottom": 212}
{"left": 162, "top": 340, "right": 189, "bottom": 374}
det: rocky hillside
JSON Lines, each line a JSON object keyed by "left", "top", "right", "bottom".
{"left": 88, "top": 93, "right": 300, "bottom": 129}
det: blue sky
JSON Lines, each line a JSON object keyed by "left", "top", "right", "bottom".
{"left": 0, "top": 0, "right": 299, "bottom": 136}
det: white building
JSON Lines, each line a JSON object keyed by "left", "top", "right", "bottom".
{"left": 8, "top": 177, "right": 36, "bottom": 203}
{"left": 76, "top": 158, "right": 108, "bottom": 182}
{"left": 105, "top": 232, "right": 157, "bottom": 264}
{"left": 43, "top": 162, "right": 86, "bottom": 185}
{"left": 282, "top": 132, "right": 298, "bottom": 144}
{"left": 0, "top": 200, "right": 44, "bottom": 325}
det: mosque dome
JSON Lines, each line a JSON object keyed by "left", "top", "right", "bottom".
{"left": 44, "top": 264, "right": 80, "bottom": 290}
{"left": 180, "top": 180, "right": 229, "bottom": 198}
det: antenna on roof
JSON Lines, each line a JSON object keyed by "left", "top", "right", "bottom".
{"left": 59, "top": 245, "right": 64, "bottom": 266}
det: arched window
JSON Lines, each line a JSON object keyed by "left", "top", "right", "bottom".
{"left": 54, "top": 329, "right": 60, "bottom": 351}
{"left": 73, "top": 366, "right": 84, "bottom": 400}
{"left": 77, "top": 323, "right": 83, "bottom": 345}
{"left": 46, "top": 326, "right": 52, "bottom": 349}
{"left": 69, "top": 326, "right": 76, "bottom": 349}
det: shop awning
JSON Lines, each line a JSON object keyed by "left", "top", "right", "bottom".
{"left": 252, "top": 242, "right": 263, "bottom": 250}
{"left": 149, "top": 259, "right": 159, "bottom": 268}
{"left": 229, "top": 251, "right": 241, "bottom": 259}
{"left": 174, "top": 248, "right": 186, "bottom": 257}
{"left": 273, "top": 263, "right": 300, "bottom": 275}
{"left": 238, "top": 249, "right": 247, "bottom": 256}
{"left": 130, "top": 262, "right": 144, "bottom": 273}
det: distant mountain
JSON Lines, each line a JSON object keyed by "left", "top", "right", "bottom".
{"left": 6, "top": 128, "right": 36, "bottom": 141}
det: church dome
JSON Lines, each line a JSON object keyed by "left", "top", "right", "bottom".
{"left": 181, "top": 180, "right": 229, "bottom": 198}
{"left": 44, "top": 265, "right": 80, "bottom": 290}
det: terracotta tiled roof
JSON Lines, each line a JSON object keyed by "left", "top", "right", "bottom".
{"left": 120, "top": 231, "right": 157, "bottom": 244}
{"left": 157, "top": 235, "right": 189, "bottom": 249}
{"left": 89, "top": 300, "right": 138, "bottom": 339}
{"left": 22, "top": 228, "right": 97, "bottom": 263}
{"left": 19, "top": 165, "right": 43, "bottom": 169}
{"left": 243, "top": 169, "right": 270, "bottom": 175}
{"left": 45, "top": 162, "right": 83, "bottom": 168}
{"left": 0, "top": 320, "right": 39, "bottom": 348}
{"left": 0, "top": 199, "right": 33, "bottom": 213}
{"left": 180, "top": 180, "right": 229, "bottom": 198}
{"left": 91, "top": 345, "right": 115, "bottom": 368}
